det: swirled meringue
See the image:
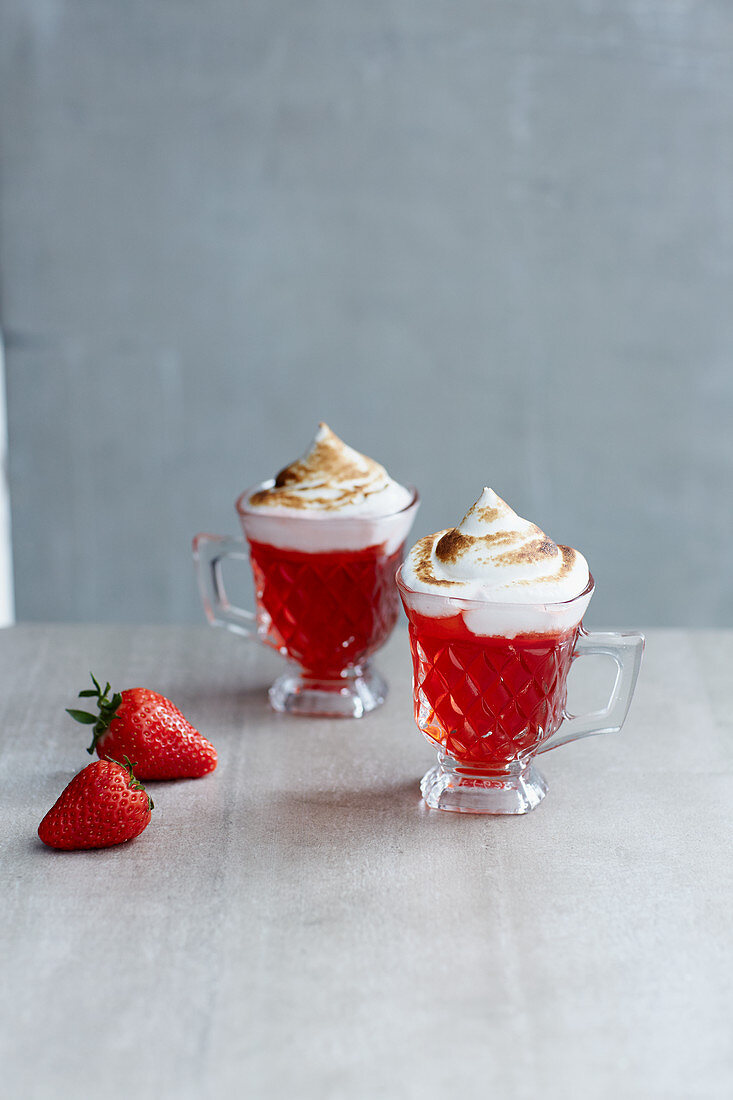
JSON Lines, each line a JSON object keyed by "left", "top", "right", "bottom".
{"left": 245, "top": 423, "right": 413, "bottom": 518}
{"left": 402, "top": 488, "right": 589, "bottom": 604}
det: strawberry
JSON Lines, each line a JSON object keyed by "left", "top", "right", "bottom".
{"left": 67, "top": 674, "right": 217, "bottom": 781}
{"left": 38, "top": 758, "right": 153, "bottom": 850}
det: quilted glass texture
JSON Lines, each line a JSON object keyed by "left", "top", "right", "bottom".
{"left": 409, "top": 620, "right": 579, "bottom": 768}
{"left": 249, "top": 540, "right": 404, "bottom": 675}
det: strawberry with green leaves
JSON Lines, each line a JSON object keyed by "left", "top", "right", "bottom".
{"left": 68, "top": 674, "right": 218, "bottom": 781}
{"left": 38, "top": 757, "right": 153, "bottom": 850}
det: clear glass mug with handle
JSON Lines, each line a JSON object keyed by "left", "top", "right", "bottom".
{"left": 397, "top": 568, "right": 644, "bottom": 813}
{"left": 193, "top": 487, "right": 419, "bottom": 718}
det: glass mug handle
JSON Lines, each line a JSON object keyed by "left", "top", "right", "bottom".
{"left": 192, "top": 533, "right": 257, "bottom": 638}
{"left": 538, "top": 629, "right": 645, "bottom": 754}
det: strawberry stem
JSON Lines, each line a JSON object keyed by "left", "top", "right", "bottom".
{"left": 66, "top": 672, "right": 123, "bottom": 754}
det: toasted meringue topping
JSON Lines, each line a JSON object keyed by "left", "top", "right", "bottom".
{"left": 402, "top": 488, "right": 589, "bottom": 604}
{"left": 245, "top": 423, "right": 413, "bottom": 517}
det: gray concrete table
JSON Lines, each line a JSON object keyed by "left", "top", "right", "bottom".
{"left": 0, "top": 625, "right": 731, "bottom": 1100}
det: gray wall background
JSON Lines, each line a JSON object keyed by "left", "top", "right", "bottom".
{"left": 1, "top": 0, "right": 732, "bottom": 628}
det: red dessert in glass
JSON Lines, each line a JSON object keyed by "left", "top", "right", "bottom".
{"left": 194, "top": 423, "right": 419, "bottom": 716}
{"left": 404, "top": 607, "right": 579, "bottom": 770}
{"left": 397, "top": 487, "right": 643, "bottom": 813}
{"left": 248, "top": 539, "right": 405, "bottom": 677}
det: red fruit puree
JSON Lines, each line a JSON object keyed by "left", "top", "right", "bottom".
{"left": 248, "top": 539, "right": 404, "bottom": 676}
{"left": 405, "top": 609, "right": 579, "bottom": 770}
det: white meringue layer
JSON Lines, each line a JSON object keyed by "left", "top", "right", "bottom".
{"left": 238, "top": 423, "right": 417, "bottom": 553}
{"left": 245, "top": 423, "right": 413, "bottom": 518}
{"left": 401, "top": 488, "right": 590, "bottom": 605}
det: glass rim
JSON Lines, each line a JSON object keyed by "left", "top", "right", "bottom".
{"left": 236, "top": 482, "right": 420, "bottom": 522}
{"left": 396, "top": 564, "right": 595, "bottom": 610}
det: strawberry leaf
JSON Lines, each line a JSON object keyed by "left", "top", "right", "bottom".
{"left": 66, "top": 709, "right": 98, "bottom": 724}
{"left": 69, "top": 673, "right": 124, "bottom": 753}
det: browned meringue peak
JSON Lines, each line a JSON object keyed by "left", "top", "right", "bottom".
{"left": 247, "top": 423, "right": 411, "bottom": 514}
{"left": 402, "top": 488, "right": 589, "bottom": 603}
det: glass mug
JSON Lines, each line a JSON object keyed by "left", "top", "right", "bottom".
{"left": 396, "top": 568, "right": 644, "bottom": 814}
{"left": 193, "top": 488, "right": 419, "bottom": 717}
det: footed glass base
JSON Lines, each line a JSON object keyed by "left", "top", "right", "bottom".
{"left": 420, "top": 760, "right": 548, "bottom": 815}
{"left": 268, "top": 664, "right": 387, "bottom": 718}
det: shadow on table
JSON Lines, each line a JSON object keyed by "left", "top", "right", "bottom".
{"left": 172, "top": 680, "right": 276, "bottom": 725}
{"left": 293, "top": 778, "right": 421, "bottom": 813}
{"left": 241, "top": 777, "right": 429, "bottom": 844}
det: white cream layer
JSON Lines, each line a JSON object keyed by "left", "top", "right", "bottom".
{"left": 245, "top": 423, "right": 413, "bottom": 518}
{"left": 240, "top": 482, "right": 417, "bottom": 554}
{"left": 400, "top": 488, "right": 591, "bottom": 636}
{"left": 239, "top": 425, "right": 416, "bottom": 553}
